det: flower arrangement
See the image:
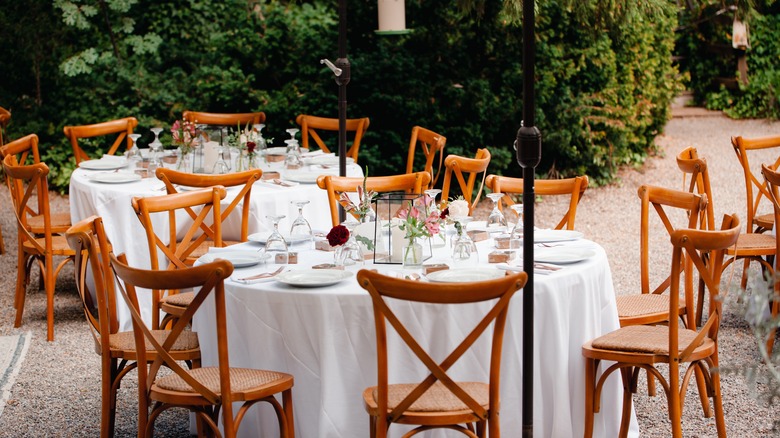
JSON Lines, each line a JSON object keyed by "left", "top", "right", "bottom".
{"left": 396, "top": 194, "right": 442, "bottom": 241}
{"left": 338, "top": 168, "right": 378, "bottom": 222}
{"left": 446, "top": 198, "right": 470, "bottom": 219}
{"left": 171, "top": 119, "right": 200, "bottom": 155}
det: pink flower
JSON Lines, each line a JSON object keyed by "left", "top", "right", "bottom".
{"left": 396, "top": 208, "right": 408, "bottom": 220}
{"left": 424, "top": 212, "right": 441, "bottom": 235}
{"left": 409, "top": 206, "right": 421, "bottom": 220}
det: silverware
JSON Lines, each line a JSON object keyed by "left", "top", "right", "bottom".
{"left": 272, "top": 179, "right": 296, "bottom": 187}
{"left": 239, "top": 266, "right": 285, "bottom": 281}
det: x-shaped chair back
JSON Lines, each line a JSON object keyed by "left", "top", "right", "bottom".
{"left": 731, "top": 135, "right": 780, "bottom": 233}
{"left": 406, "top": 126, "right": 446, "bottom": 189}
{"left": 441, "top": 148, "right": 491, "bottom": 214}
{"left": 296, "top": 114, "right": 370, "bottom": 162}
{"left": 677, "top": 146, "right": 716, "bottom": 231}
{"left": 155, "top": 168, "right": 262, "bottom": 244}
{"left": 63, "top": 117, "right": 138, "bottom": 164}
{"left": 357, "top": 269, "right": 526, "bottom": 436}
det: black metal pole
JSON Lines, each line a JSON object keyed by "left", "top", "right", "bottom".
{"left": 517, "top": 0, "right": 542, "bottom": 436}
{"left": 335, "top": 0, "right": 351, "bottom": 223}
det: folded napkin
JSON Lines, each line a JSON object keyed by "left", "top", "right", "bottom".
{"left": 495, "top": 262, "right": 562, "bottom": 276}
{"left": 100, "top": 154, "right": 128, "bottom": 164}
{"left": 199, "top": 247, "right": 262, "bottom": 263}
{"left": 231, "top": 268, "right": 284, "bottom": 284}
{"left": 301, "top": 149, "right": 329, "bottom": 158}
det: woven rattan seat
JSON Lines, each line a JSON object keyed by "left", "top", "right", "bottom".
{"left": 365, "top": 381, "right": 488, "bottom": 413}
{"left": 591, "top": 325, "right": 706, "bottom": 355}
{"left": 109, "top": 330, "right": 199, "bottom": 352}
{"left": 162, "top": 291, "right": 194, "bottom": 308}
{"left": 156, "top": 367, "right": 291, "bottom": 394}
{"left": 728, "top": 232, "right": 775, "bottom": 253}
{"left": 616, "top": 294, "right": 684, "bottom": 319}
{"left": 28, "top": 212, "right": 72, "bottom": 233}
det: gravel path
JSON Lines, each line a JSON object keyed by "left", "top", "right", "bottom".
{"left": 0, "top": 113, "right": 779, "bottom": 436}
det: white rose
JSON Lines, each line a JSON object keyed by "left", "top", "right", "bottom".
{"left": 448, "top": 199, "right": 470, "bottom": 218}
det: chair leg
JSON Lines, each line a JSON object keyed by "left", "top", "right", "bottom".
{"left": 14, "top": 251, "right": 30, "bottom": 327}
{"left": 669, "top": 363, "right": 683, "bottom": 438}
{"left": 619, "top": 367, "right": 633, "bottom": 438}
{"left": 45, "top": 253, "right": 55, "bottom": 341}
{"left": 584, "top": 358, "right": 596, "bottom": 438}
{"left": 646, "top": 370, "right": 656, "bottom": 397}
{"left": 710, "top": 354, "right": 727, "bottom": 437}
{"left": 283, "top": 389, "right": 295, "bottom": 438}
{"left": 694, "top": 365, "right": 712, "bottom": 418}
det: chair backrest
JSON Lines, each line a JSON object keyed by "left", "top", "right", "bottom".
{"left": 295, "top": 114, "right": 370, "bottom": 162}
{"left": 405, "top": 126, "right": 446, "bottom": 189}
{"left": 667, "top": 214, "right": 739, "bottom": 363}
{"left": 637, "top": 185, "right": 706, "bottom": 297}
{"left": 484, "top": 174, "right": 588, "bottom": 230}
{"left": 0, "top": 106, "right": 10, "bottom": 147}
{"left": 440, "top": 148, "right": 491, "bottom": 214}
{"left": 0, "top": 134, "right": 44, "bottom": 215}
{"left": 3, "top": 154, "right": 55, "bottom": 252}
{"left": 132, "top": 187, "right": 226, "bottom": 329}
{"left": 63, "top": 117, "right": 139, "bottom": 164}
{"left": 731, "top": 135, "right": 780, "bottom": 233}
{"left": 676, "top": 146, "right": 716, "bottom": 231}
{"left": 109, "top": 254, "right": 238, "bottom": 435}
{"left": 65, "top": 216, "right": 119, "bottom": 354}
{"left": 316, "top": 172, "right": 431, "bottom": 227}
{"left": 155, "top": 168, "right": 262, "bottom": 243}
{"left": 356, "top": 269, "right": 527, "bottom": 433}
{"left": 182, "top": 111, "right": 266, "bottom": 128}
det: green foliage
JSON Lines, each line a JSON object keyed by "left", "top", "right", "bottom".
{"left": 0, "top": 0, "right": 679, "bottom": 192}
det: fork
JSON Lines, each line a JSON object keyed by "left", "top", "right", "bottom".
{"left": 239, "top": 266, "right": 285, "bottom": 281}
{"left": 272, "top": 179, "right": 296, "bottom": 187}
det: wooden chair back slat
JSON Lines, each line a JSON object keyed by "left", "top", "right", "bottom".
{"left": 182, "top": 111, "right": 266, "bottom": 128}
{"left": 406, "top": 126, "right": 446, "bottom": 189}
{"left": 441, "top": 148, "right": 491, "bottom": 214}
{"left": 296, "top": 114, "right": 370, "bottom": 162}
{"left": 731, "top": 135, "right": 780, "bottom": 233}
{"left": 63, "top": 117, "right": 138, "bottom": 164}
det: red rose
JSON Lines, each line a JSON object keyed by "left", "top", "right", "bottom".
{"left": 440, "top": 207, "right": 449, "bottom": 220}
{"left": 246, "top": 141, "right": 256, "bottom": 154}
{"left": 326, "top": 224, "right": 349, "bottom": 246}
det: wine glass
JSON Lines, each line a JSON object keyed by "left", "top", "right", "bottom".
{"left": 147, "top": 128, "right": 165, "bottom": 175}
{"left": 284, "top": 139, "right": 303, "bottom": 169}
{"left": 286, "top": 127, "right": 299, "bottom": 141}
{"left": 126, "top": 133, "right": 142, "bottom": 172}
{"left": 451, "top": 216, "right": 478, "bottom": 266}
{"left": 212, "top": 145, "right": 230, "bottom": 174}
{"left": 289, "top": 200, "right": 312, "bottom": 242}
{"left": 150, "top": 127, "right": 163, "bottom": 144}
{"left": 337, "top": 219, "right": 364, "bottom": 267}
{"left": 264, "top": 215, "right": 289, "bottom": 264}
{"left": 509, "top": 204, "right": 524, "bottom": 245}
{"left": 486, "top": 192, "right": 507, "bottom": 233}
{"left": 424, "top": 188, "right": 445, "bottom": 247}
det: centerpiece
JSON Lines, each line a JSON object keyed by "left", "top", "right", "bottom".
{"left": 396, "top": 194, "right": 444, "bottom": 267}
{"left": 171, "top": 119, "right": 200, "bottom": 172}
{"left": 327, "top": 222, "right": 363, "bottom": 267}
{"left": 338, "top": 170, "right": 379, "bottom": 252}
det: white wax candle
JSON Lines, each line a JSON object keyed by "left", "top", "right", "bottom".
{"left": 203, "top": 141, "right": 219, "bottom": 173}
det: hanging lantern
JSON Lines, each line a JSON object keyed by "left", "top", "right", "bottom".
{"left": 376, "top": 0, "right": 411, "bottom": 35}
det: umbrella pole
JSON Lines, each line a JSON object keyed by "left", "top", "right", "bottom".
{"left": 336, "top": 0, "right": 351, "bottom": 223}
{"left": 517, "top": 0, "right": 541, "bottom": 436}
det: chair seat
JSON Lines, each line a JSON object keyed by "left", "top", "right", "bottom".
{"left": 154, "top": 367, "right": 293, "bottom": 396}
{"left": 754, "top": 213, "right": 774, "bottom": 231}
{"left": 162, "top": 291, "right": 194, "bottom": 309}
{"left": 726, "top": 232, "right": 775, "bottom": 256}
{"left": 616, "top": 294, "right": 685, "bottom": 325}
{"left": 363, "top": 381, "right": 489, "bottom": 414}
{"left": 109, "top": 329, "right": 200, "bottom": 352}
{"left": 28, "top": 213, "right": 71, "bottom": 234}
{"left": 590, "top": 325, "right": 711, "bottom": 356}
{"left": 22, "top": 234, "right": 74, "bottom": 255}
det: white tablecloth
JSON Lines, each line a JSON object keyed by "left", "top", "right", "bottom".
{"left": 192, "top": 237, "right": 639, "bottom": 437}
{"left": 69, "top": 162, "right": 363, "bottom": 329}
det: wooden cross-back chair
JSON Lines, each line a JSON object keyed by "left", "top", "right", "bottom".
{"left": 484, "top": 174, "right": 588, "bottom": 230}
{"left": 583, "top": 214, "right": 739, "bottom": 438}
{"left": 65, "top": 216, "right": 201, "bottom": 438}
{"left": 295, "top": 114, "right": 370, "bottom": 162}
{"left": 63, "top": 117, "right": 138, "bottom": 165}
{"left": 3, "top": 154, "right": 76, "bottom": 341}
{"left": 731, "top": 135, "right": 780, "bottom": 233}
{"left": 357, "top": 269, "right": 527, "bottom": 438}
{"left": 182, "top": 111, "right": 266, "bottom": 128}
{"left": 131, "top": 187, "right": 226, "bottom": 330}
{"left": 760, "top": 163, "right": 780, "bottom": 356}
{"left": 440, "top": 148, "right": 491, "bottom": 215}
{"left": 316, "top": 172, "right": 431, "bottom": 227}
{"left": 155, "top": 167, "right": 262, "bottom": 246}
{"left": 110, "top": 254, "right": 295, "bottom": 438}
{"left": 405, "top": 126, "right": 446, "bottom": 189}
{"left": 677, "top": 146, "right": 775, "bottom": 325}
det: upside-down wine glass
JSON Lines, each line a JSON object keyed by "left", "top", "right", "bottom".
{"left": 289, "top": 200, "right": 312, "bottom": 242}
{"left": 508, "top": 203, "right": 524, "bottom": 249}
{"left": 486, "top": 192, "right": 507, "bottom": 233}
{"left": 451, "top": 216, "right": 478, "bottom": 266}
{"left": 337, "top": 219, "right": 364, "bottom": 267}
{"left": 126, "top": 133, "right": 142, "bottom": 173}
{"left": 284, "top": 139, "right": 303, "bottom": 170}
{"left": 148, "top": 127, "right": 164, "bottom": 175}
{"left": 264, "top": 215, "right": 289, "bottom": 264}
{"left": 286, "top": 127, "right": 299, "bottom": 141}
{"left": 424, "top": 188, "right": 446, "bottom": 248}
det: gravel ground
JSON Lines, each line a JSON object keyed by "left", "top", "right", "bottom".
{"left": 0, "top": 112, "right": 779, "bottom": 437}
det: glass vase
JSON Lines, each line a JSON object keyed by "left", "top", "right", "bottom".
{"left": 403, "top": 238, "right": 423, "bottom": 268}
{"left": 176, "top": 148, "right": 192, "bottom": 172}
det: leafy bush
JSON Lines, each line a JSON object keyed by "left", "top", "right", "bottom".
{"left": 0, "top": 0, "right": 679, "bottom": 192}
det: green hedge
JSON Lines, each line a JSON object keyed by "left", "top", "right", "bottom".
{"left": 0, "top": 0, "right": 679, "bottom": 192}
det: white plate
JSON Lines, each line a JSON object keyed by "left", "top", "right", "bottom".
{"left": 79, "top": 159, "right": 128, "bottom": 170}
{"left": 533, "top": 229, "right": 584, "bottom": 243}
{"left": 275, "top": 269, "right": 353, "bottom": 287}
{"left": 247, "top": 232, "right": 312, "bottom": 245}
{"left": 264, "top": 147, "right": 287, "bottom": 156}
{"left": 197, "top": 251, "right": 269, "bottom": 268}
{"left": 427, "top": 268, "right": 505, "bottom": 283}
{"left": 90, "top": 172, "right": 142, "bottom": 184}
{"left": 283, "top": 170, "right": 321, "bottom": 184}
{"left": 534, "top": 247, "right": 595, "bottom": 264}
{"left": 304, "top": 155, "right": 355, "bottom": 166}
